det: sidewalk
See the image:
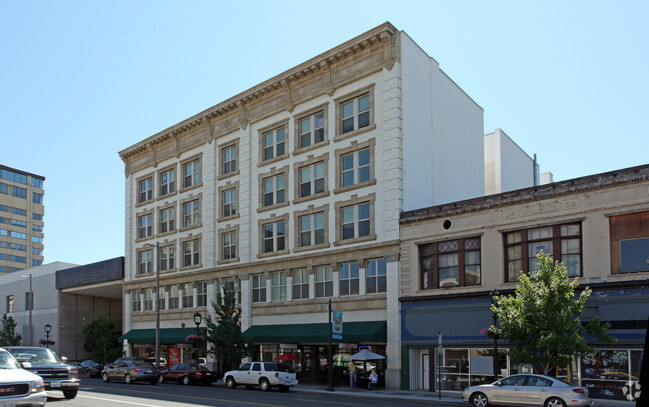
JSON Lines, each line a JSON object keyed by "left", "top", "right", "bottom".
{"left": 292, "top": 384, "right": 637, "bottom": 407}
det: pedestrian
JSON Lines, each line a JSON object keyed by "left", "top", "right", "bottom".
{"left": 348, "top": 361, "right": 357, "bottom": 389}
{"left": 368, "top": 369, "right": 378, "bottom": 390}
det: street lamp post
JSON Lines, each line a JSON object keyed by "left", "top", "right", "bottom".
{"left": 491, "top": 289, "right": 500, "bottom": 380}
{"left": 144, "top": 243, "right": 160, "bottom": 370}
{"left": 193, "top": 312, "right": 202, "bottom": 360}
{"left": 20, "top": 274, "right": 32, "bottom": 346}
{"left": 44, "top": 323, "right": 52, "bottom": 348}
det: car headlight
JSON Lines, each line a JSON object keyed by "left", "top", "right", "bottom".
{"left": 31, "top": 380, "right": 45, "bottom": 393}
{"left": 69, "top": 367, "right": 79, "bottom": 379}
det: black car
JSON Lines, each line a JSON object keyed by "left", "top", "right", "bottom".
{"left": 78, "top": 360, "right": 105, "bottom": 378}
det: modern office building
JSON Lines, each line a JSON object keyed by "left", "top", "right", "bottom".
{"left": 0, "top": 164, "right": 45, "bottom": 273}
{"left": 399, "top": 164, "right": 649, "bottom": 401}
{"left": 118, "top": 22, "right": 540, "bottom": 388}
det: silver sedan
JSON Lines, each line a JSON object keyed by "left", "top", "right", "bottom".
{"left": 462, "top": 374, "right": 593, "bottom": 407}
{"left": 102, "top": 360, "right": 159, "bottom": 385}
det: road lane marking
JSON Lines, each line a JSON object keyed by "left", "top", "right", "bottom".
{"left": 78, "top": 394, "right": 162, "bottom": 407}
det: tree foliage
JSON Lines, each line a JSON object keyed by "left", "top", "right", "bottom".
{"left": 81, "top": 315, "right": 122, "bottom": 362}
{"left": 0, "top": 314, "right": 22, "bottom": 346}
{"left": 205, "top": 287, "right": 253, "bottom": 371}
{"left": 491, "top": 252, "right": 616, "bottom": 376}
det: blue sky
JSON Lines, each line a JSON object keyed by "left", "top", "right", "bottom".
{"left": 1, "top": 1, "right": 647, "bottom": 265}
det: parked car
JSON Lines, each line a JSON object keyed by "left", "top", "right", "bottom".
{"left": 102, "top": 360, "right": 159, "bottom": 385}
{"left": 159, "top": 363, "right": 218, "bottom": 385}
{"left": 78, "top": 359, "right": 105, "bottom": 378}
{"left": 6, "top": 346, "right": 80, "bottom": 399}
{"left": 462, "top": 374, "right": 592, "bottom": 407}
{"left": 146, "top": 357, "right": 168, "bottom": 369}
{"left": 223, "top": 361, "right": 297, "bottom": 392}
{"left": 0, "top": 347, "right": 47, "bottom": 406}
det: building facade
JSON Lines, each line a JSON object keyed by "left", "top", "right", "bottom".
{"left": 118, "top": 22, "right": 540, "bottom": 388}
{"left": 0, "top": 165, "right": 45, "bottom": 273}
{"left": 399, "top": 164, "right": 649, "bottom": 401}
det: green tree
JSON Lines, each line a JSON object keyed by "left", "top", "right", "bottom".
{"left": 81, "top": 315, "right": 122, "bottom": 362}
{"left": 492, "top": 252, "right": 616, "bottom": 376}
{"left": 205, "top": 287, "right": 253, "bottom": 371}
{"left": 0, "top": 313, "right": 22, "bottom": 346}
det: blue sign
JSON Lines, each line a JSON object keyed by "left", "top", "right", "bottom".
{"left": 332, "top": 311, "right": 343, "bottom": 340}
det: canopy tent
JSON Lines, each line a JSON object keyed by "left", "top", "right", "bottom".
{"left": 346, "top": 349, "right": 386, "bottom": 361}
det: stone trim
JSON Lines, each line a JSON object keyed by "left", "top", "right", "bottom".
{"left": 178, "top": 192, "right": 202, "bottom": 232}
{"left": 257, "top": 213, "right": 290, "bottom": 259}
{"left": 334, "top": 84, "right": 376, "bottom": 142}
{"left": 179, "top": 153, "right": 203, "bottom": 193}
{"left": 293, "top": 203, "right": 331, "bottom": 253}
{"left": 257, "top": 118, "right": 290, "bottom": 166}
{"left": 292, "top": 102, "right": 330, "bottom": 156}
{"left": 333, "top": 138, "right": 377, "bottom": 194}
{"left": 292, "top": 152, "right": 330, "bottom": 205}
{"left": 257, "top": 165, "right": 290, "bottom": 213}
{"left": 218, "top": 139, "right": 241, "bottom": 180}
{"left": 334, "top": 193, "right": 377, "bottom": 246}
{"left": 217, "top": 180, "right": 240, "bottom": 222}
{"left": 179, "top": 233, "right": 203, "bottom": 271}
{"left": 218, "top": 224, "right": 240, "bottom": 265}
{"left": 156, "top": 163, "right": 178, "bottom": 201}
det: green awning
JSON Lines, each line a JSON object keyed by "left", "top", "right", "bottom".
{"left": 119, "top": 327, "right": 207, "bottom": 344}
{"left": 242, "top": 321, "right": 386, "bottom": 344}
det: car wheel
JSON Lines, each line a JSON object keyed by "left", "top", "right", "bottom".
{"left": 470, "top": 392, "right": 489, "bottom": 407}
{"left": 158, "top": 374, "right": 165, "bottom": 383}
{"left": 225, "top": 376, "right": 236, "bottom": 389}
{"left": 545, "top": 397, "right": 567, "bottom": 407}
{"left": 102, "top": 372, "right": 110, "bottom": 382}
{"left": 259, "top": 378, "right": 271, "bottom": 392}
{"left": 86, "top": 369, "right": 93, "bottom": 378}
{"left": 125, "top": 374, "right": 133, "bottom": 384}
{"left": 182, "top": 376, "right": 190, "bottom": 385}
{"left": 63, "top": 389, "right": 78, "bottom": 399}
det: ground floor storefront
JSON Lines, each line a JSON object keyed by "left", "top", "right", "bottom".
{"left": 243, "top": 320, "right": 387, "bottom": 387}
{"left": 118, "top": 327, "right": 208, "bottom": 367}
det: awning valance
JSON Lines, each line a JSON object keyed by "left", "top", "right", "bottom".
{"left": 242, "top": 321, "right": 386, "bottom": 344}
{"left": 119, "top": 327, "right": 207, "bottom": 344}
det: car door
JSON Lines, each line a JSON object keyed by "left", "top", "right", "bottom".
{"left": 521, "top": 375, "right": 553, "bottom": 405}
{"left": 237, "top": 363, "right": 252, "bottom": 384}
{"left": 490, "top": 375, "right": 526, "bottom": 405}
{"left": 250, "top": 363, "right": 262, "bottom": 385}
{"left": 111, "top": 362, "right": 127, "bottom": 379}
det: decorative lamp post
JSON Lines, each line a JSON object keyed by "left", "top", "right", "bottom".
{"left": 44, "top": 324, "right": 52, "bottom": 348}
{"left": 491, "top": 289, "right": 500, "bottom": 380}
{"left": 193, "top": 312, "right": 202, "bottom": 359}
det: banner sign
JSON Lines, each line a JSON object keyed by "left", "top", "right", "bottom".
{"left": 332, "top": 311, "right": 343, "bottom": 340}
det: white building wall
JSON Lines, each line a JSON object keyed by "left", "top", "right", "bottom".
{"left": 400, "top": 32, "right": 485, "bottom": 209}
{"left": 484, "top": 128, "right": 535, "bottom": 195}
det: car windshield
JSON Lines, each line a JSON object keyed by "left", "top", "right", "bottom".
{"left": 10, "top": 348, "right": 61, "bottom": 364}
{"left": 0, "top": 352, "right": 21, "bottom": 369}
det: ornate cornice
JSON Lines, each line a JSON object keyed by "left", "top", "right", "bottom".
{"left": 119, "top": 22, "right": 398, "bottom": 175}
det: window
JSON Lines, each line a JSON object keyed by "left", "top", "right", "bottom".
{"left": 183, "top": 159, "right": 200, "bottom": 188}
{"left": 138, "top": 178, "right": 153, "bottom": 203}
{"left": 420, "top": 237, "right": 481, "bottom": 289}
{"left": 12, "top": 186, "right": 27, "bottom": 199}
{"left": 157, "top": 287, "right": 166, "bottom": 310}
{"left": 159, "top": 245, "right": 175, "bottom": 271}
{"left": 143, "top": 288, "right": 153, "bottom": 311}
{"left": 299, "top": 213, "right": 325, "bottom": 247}
{"left": 342, "top": 148, "right": 370, "bottom": 187}
{"left": 168, "top": 285, "right": 179, "bottom": 309}
{"left": 131, "top": 290, "right": 141, "bottom": 312}
{"left": 223, "top": 145, "right": 237, "bottom": 175}
{"left": 183, "top": 199, "right": 200, "bottom": 228}
{"left": 32, "top": 260, "right": 42, "bottom": 267}
{"left": 252, "top": 274, "right": 266, "bottom": 303}
{"left": 292, "top": 269, "right": 309, "bottom": 300}
{"left": 197, "top": 282, "right": 207, "bottom": 307}
{"left": 32, "top": 225, "right": 43, "bottom": 232}
{"left": 271, "top": 272, "right": 287, "bottom": 301}
{"left": 12, "top": 220, "right": 26, "bottom": 228}
{"left": 610, "top": 212, "right": 649, "bottom": 274}
{"left": 12, "top": 232, "right": 26, "bottom": 240}
{"left": 0, "top": 183, "right": 7, "bottom": 195}
{"left": 263, "top": 174, "right": 286, "bottom": 207}
{"left": 341, "top": 203, "right": 370, "bottom": 240}
{"left": 6, "top": 295, "right": 13, "bottom": 313}
{"left": 299, "top": 112, "right": 325, "bottom": 148}
{"left": 11, "top": 256, "right": 26, "bottom": 263}
{"left": 32, "top": 248, "right": 43, "bottom": 255}
{"left": 31, "top": 178, "right": 43, "bottom": 188}
{"left": 183, "top": 239, "right": 200, "bottom": 267}
{"left": 32, "top": 192, "right": 44, "bottom": 204}
{"left": 222, "top": 188, "right": 237, "bottom": 218}
{"left": 182, "top": 283, "right": 193, "bottom": 308}
{"left": 138, "top": 214, "right": 152, "bottom": 239}
{"left": 366, "top": 258, "right": 387, "bottom": 294}
{"left": 315, "top": 266, "right": 333, "bottom": 298}
{"left": 299, "top": 163, "right": 325, "bottom": 198}
{"left": 12, "top": 208, "right": 26, "bottom": 216}
{"left": 30, "top": 236, "right": 41, "bottom": 243}
{"left": 11, "top": 244, "right": 25, "bottom": 251}
{"left": 263, "top": 127, "right": 286, "bottom": 161}
{"left": 138, "top": 249, "right": 152, "bottom": 275}
{"left": 222, "top": 230, "right": 236, "bottom": 260}
{"left": 33, "top": 213, "right": 43, "bottom": 221}
{"left": 340, "top": 262, "right": 359, "bottom": 296}
{"left": 341, "top": 94, "right": 370, "bottom": 134}
{"left": 263, "top": 221, "right": 286, "bottom": 253}
{"left": 159, "top": 207, "right": 175, "bottom": 234}
{"left": 160, "top": 168, "right": 176, "bottom": 196}
{"left": 504, "top": 223, "right": 581, "bottom": 282}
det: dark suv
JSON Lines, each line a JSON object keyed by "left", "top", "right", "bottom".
{"left": 6, "top": 347, "right": 80, "bottom": 399}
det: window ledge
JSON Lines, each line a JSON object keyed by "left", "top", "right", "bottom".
{"left": 156, "top": 191, "right": 178, "bottom": 201}
{"left": 333, "top": 180, "right": 377, "bottom": 195}
{"left": 334, "top": 124, "right": 376, "bottom": 143}
{"left": 179, "top": 183, "right": 203, "bottom": 194}
{"left": 257, "top": 201, "right": 290, "bottom": 214}
{"left": 292, "top": 139, "right": 330, "bottom": 157}
{"left": 217, "top": 213, "right": 240, "bottom": 223}
{"left": 334, "top": 234, "right": 377, "bottom": 247}
{"left": 217, "top": 257, "right": 240, "bottom": 265}
{"left": 179, "top": 264, "right": 202, "bottom": 272}
{"left": 293, "top": 191, "right": 331, "bottom": 205}
{"left": 258, "top": 154, "right": 289, "bottom": 168}
{"left": 179, "top": 224, "right": 202, "bottom": 233}
{"left": 218, "top": 170, "right": 240, "bottom": 181}
{"left": 156, "top": 230, "right": 177, "bottom": 239}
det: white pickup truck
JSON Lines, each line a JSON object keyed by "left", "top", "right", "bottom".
{"left": 223, "top": 361, "right": 298, "bottom": 392}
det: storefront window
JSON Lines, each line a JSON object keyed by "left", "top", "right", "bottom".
{"left": 581, "top": 350, "right": 640, "bottom": 401}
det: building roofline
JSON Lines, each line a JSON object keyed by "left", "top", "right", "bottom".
{"left": 400, "top": 163, "right": 649, "bottom": 223}
{"left": 0, "top": 164, "right": 45, "bottom": 181}
{"left": 118, "top": 22, "right": 398, "bottom": 161}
